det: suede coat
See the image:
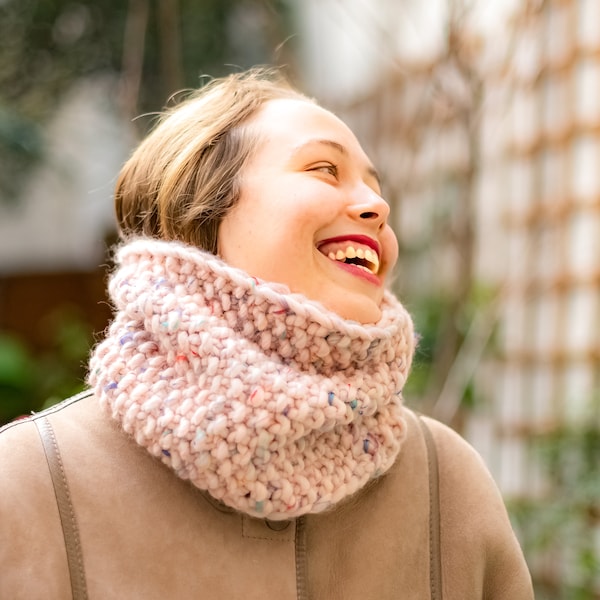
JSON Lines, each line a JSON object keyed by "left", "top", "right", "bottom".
{"left": 0, "top": 392, "right": 533, "bottom": 599}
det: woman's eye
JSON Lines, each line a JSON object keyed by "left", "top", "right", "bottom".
{"left": 311, "top": 163, "right": 338, "bottom": 177}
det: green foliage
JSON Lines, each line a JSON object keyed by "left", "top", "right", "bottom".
{"left": 0, "top": 307, "right": 92, "bottom": 425}
{"left": 509, "top": 404, "right": 600, "bottom": 599}
{"left": 0, "top": 0, "right": 127, "bottom": 199}
{"left": 0, "top": 334, "right": 38, "bottom": 423}
{"left": 0, "top": 0, "right": 293, "bottom": 199}
{"left": 402, "top": 294, "right": 447, "bottom": 399}
{"left": 0, "top": 0, "right": 126, "bottom": 120}
{"left": 401, "top": 282, "right": 498, "bottom": 412}
{"left": 0, "top": 106, "right": 43, "bottom": 200}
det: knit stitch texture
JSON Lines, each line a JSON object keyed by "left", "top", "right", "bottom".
{"left": 88, "top": 239, "right": 415, "bottom": 519}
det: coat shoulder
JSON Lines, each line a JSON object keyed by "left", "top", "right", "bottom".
{"left": 417, "top": 414, "right": 534, "bottom": 599}
{"left": 0, "top": 391, "right": 95, "bottom": 476}
{"left": 420, "top": 415, "right": 499, "bottom": 487}
{"left": 0, "top": 396, "right": 91, "bottom": 598}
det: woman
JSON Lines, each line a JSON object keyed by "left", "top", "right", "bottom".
{"left": 0, "top": 68, "right": 533, "bottom": 599}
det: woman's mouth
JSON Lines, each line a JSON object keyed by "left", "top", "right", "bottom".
{"left": 317, "top": 236, "right": 381, "bottom": 275}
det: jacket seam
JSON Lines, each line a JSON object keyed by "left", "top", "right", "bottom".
{"left": 34, "top": 416, "right": 89, "bottom": 599}
{"left": 295, "top": 516, "right": 308, "bottom": 600}
{"left": 0, "top": 389, "right": 94, "bottom": 434}
{"left": 241, "top": 516, "right": 294, "bottom": 541}
{"left": 419, "top": 416, "right": 443, "bottom": 600}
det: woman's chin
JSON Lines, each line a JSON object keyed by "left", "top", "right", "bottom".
{"left": 324, "top": 296, "right": 382, "bottom": 324}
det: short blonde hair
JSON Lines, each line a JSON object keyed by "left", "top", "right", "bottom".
{"left": 115, "top": 67, "right": 309, "bottom": 253}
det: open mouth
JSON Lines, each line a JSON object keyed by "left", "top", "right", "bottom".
{"left": 318, "top": 240, "right": 380, "bottom": 275}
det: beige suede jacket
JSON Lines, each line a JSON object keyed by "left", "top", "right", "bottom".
{"left": 0, "top": 392, "right": 533, "bottom": 599}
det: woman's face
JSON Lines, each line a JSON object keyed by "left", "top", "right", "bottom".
{"left": 218, "top": 98, "right": 398, "bottom": 324}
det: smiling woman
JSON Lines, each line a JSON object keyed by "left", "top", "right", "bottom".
{"left": 218, "top": 98, "right": 397, "bottom": 323}
{"left": 0, "top": 67, "right": 533, "bottom": 599}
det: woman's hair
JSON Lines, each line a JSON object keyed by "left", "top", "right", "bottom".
{"left": 115, "top": 67, "right": 310, "bottom": 253}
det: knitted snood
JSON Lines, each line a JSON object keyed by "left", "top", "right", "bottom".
{"left": 88, "top": 239, "right": 415, "bottom": 520}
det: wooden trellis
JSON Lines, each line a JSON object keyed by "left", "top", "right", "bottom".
{"left": 329, "top": 0, "right": 600, "bottom": 592}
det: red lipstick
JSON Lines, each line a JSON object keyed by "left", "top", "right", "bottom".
{"left": 317, "top": 234, "right": 380, "bottom": 257}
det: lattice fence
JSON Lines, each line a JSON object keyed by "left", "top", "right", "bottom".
{"left": 329, "top": 0, "right": 600, "bottom": 595}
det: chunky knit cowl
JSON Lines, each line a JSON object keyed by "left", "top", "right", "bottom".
{"left": 88, "top": 239, "right": 415, "bottom": 520}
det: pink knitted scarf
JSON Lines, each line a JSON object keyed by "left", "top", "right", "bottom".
{"left": 88, "top": 239, "right": 415, "bottom": 519}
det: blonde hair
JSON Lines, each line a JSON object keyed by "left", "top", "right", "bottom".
{"left": 115, "top": 67, "right": 309, "bottom": 253}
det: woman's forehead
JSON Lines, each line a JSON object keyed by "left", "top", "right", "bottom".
{"left": 247, "top": 98, "right": 371, "bottom": 161}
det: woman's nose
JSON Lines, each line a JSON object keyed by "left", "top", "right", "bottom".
{"left": 348, "top": 186, "right": 390, "bottom": 229}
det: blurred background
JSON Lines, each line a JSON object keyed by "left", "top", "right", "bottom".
{"left": 0, "top": 0, "right": 598, "bottom": 596}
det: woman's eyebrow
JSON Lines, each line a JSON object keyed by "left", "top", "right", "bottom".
{"left": 292, "top": 138, "right": 381, "bottom": 186}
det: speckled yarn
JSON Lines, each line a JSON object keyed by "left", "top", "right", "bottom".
{"left": 88, "top": 239, "right": 415, "bottom": 519}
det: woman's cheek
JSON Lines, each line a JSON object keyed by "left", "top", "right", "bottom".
{"left": 382, "top": 226, "right": 399, "bottom": 272}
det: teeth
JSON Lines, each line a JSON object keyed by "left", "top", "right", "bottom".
{"left": 370, "top": 251, "right": 380, "bottom": 273}
{"left": 325, "top": 244, "right": 380, "bottom": 274}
